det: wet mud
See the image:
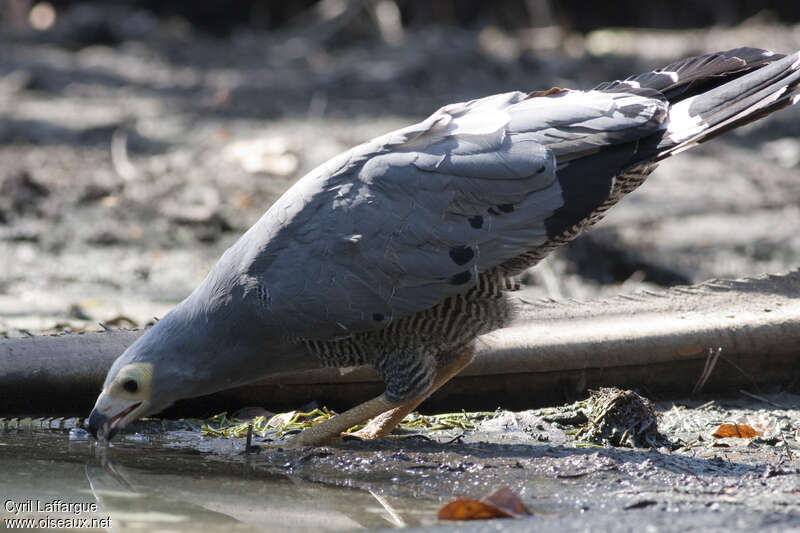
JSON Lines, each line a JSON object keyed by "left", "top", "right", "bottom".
{"left": 3, "top": 391, "right": 799, "bottom": 532}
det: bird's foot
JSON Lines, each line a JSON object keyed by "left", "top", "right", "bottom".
{"left": 346, "top": 407, "right": 409, "bottom": 440}
{"left": 285, "top": 394, "right": 397, "bottom": 448}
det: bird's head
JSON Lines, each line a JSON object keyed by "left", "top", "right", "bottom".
{"left": 86, "top": 307, "right": 212, "bottom": 441}
{"left": 87, "top": 285, "right": 311, "bottom": 441}
{"left": 87, "top": 359, "right": 154, "bottom": 441}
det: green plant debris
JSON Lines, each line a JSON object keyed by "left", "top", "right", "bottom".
{"left": 200, "top": 408, "right": 499, "bottom": 440}
{"left": 396, "top": 410, "right": 498, "bottom": 432}
{"left": 201, "top": 408, "right": 336, "bottom": 439}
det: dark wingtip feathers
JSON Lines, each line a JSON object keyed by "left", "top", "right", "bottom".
{"left": 660, "top": 49, "right": 800, "bottom": 155}
{"left": 594, "top": 47, "right": 784, "bottom": 103}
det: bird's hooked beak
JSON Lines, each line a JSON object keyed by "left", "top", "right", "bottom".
{"left": 88, "top": 362, "right": 153, "bottom": 441}
{"left": 87, "top": 393, "right": 144, "bottom": 441}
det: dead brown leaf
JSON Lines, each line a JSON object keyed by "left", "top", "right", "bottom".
{"left": 438, "top": 486, "right": 530, "bottom": 521}
{"left": 438, "top": 499, "right": 512, "bottom": 521}
{"left": 712, "top": 423, "right": 759, "bottom": 439}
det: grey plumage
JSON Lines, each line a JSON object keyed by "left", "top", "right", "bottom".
{"left": 204, "top": 89, "right": 665, "bottom": 342}
{"left": 88, "top": 47, "right": 800, "bottom": 444}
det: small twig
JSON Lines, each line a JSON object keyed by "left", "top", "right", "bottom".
{"left": 693, "top": 347, "right": 721, "bottom": 394}
{"left": 720, "top": 354, "right": 763, "bottom": 394}
{"left": 244, "top": 424, "right": 254, "bottom": 454}
{"left": 368, "top": 490, "right": 418, "bottom": 528}
{"left": 443, "top": 433, "right": 465, "bottom": 445}
{"left": 738, "top": 389, "right": 786, "bottom": 408}
{"left": 781, "top": 436, "right": 793, "bottom": 460}
{"left": 620, "top": 428, "right": 630, "bottom": 447}
{"left": 670, "top": 404, "right": 691, "bottom": 434}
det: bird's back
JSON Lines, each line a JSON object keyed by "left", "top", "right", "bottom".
{"left": 194, "top": 48, "right": 800, "bottom": 368}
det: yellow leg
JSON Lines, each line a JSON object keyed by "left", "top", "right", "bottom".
{"left": 287, "top": 393, "right": 398, "bottom": 448}
{"left": 287, "top": 346, "right": 475, "bottom": 447}
{"left": 350, "top": 346, "right": 475, "bottom": 440}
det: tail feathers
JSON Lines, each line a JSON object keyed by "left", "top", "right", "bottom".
{"left": 595, "top": 47, "right": 780, "bottom": 102}
{"left": 658, "top": 50, "right": 800, "bottom": 157}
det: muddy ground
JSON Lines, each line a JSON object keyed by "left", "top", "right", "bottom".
{"left": 2, "top": 391, "right": 799, "bottom": 531}
{"left": 1, "top": 6, "right": 800, "bottom": 532}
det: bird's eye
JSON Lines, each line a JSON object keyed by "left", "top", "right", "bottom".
{"left": 122, "top": 379, "right": 138, "bottom": 393}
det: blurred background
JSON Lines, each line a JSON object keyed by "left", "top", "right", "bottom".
{"left": 1, "top": 0, "right": 799, "bottom": 333}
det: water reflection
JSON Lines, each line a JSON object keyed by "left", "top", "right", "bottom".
{"left": 0, "top": 431, "right": 432, "bottom": 532}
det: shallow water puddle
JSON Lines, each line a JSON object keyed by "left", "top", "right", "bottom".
{"left": 5, "top": 398, "right": 798, "bottom": 532}
{"left": 0, "top": 431, "right": 440, "bottom": 532}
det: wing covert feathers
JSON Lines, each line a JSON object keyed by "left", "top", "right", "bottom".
{"left": 205, "top": 48, "right": 799, "bottom": 341}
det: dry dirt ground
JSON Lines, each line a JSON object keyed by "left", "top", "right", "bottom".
{"left": 1, "top": 14, "right": 800, "bottom": 333}
{"left": 1, "top": 9, "right": 800, "bottom": 532}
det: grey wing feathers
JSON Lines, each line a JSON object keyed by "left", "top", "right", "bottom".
{"left": 225, "top": 89, "right": 668, "bottom": 340}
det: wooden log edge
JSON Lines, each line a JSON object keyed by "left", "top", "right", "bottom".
{"left": 2, "top": 271, "right": 799, "bottom": 416}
